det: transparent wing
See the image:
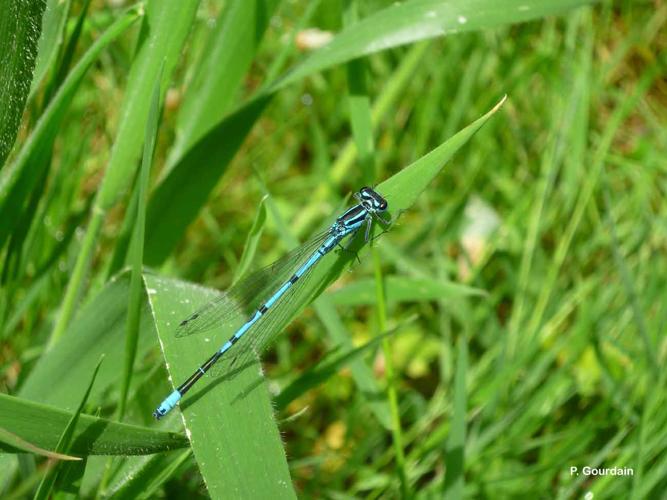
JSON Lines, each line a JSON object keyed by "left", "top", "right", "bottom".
{"left": 175, "top": 229, "right": 333, "bottom": 338}
{"left": 208, "top": 220, "right": 370, "bottom": 378}
{"left": 208, "top": 256, "right": 323, "bottom": 378}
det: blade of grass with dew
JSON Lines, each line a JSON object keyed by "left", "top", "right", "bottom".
{"left": 0, "top": 6, "right": 141, "bottom": 249}
{"left": 0, "top": 0, "right": 45, "bottom": 168}
{"left": 19, "top": 272, "right": 158, "bottom": 410}
{"left": 0, "top": 394, "right": 188, "bottom": 457}
{"left": 166, "top": 0, "right": 281, "bottom": 171}
{"left": 328, "top": 275, "right": 486, "bottom": 307}
{"left": 272, "top": 0, "right": 598, "bottom": 91}
{"left": 145, "top": 274, "right": 295, "bottom": 499}
{"left": 443, "top": 337, "right": 468, "bottom": 498}
{"left": 34, "top": 357, "right": 103, "bottom": 500}
{"left": 49, "top": 0, "right": 199, "bottom": 347}
{"left": 232, "top": 194, "right": 268, "bottom": 285}
{"left": 28, "top": 0, "right": 70, "bottom": 101}
{"left": 119, "top": 69, "right": 162, "bottom": 419}
{"left": 0, "top": 428, "right": 81, "bottom": 462}
{"left": 145, "top": 0, "right": 592, "bottom": 266}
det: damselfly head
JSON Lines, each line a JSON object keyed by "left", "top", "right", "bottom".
{"left": 358, "top": 186, "right": 388, "bottom": 212}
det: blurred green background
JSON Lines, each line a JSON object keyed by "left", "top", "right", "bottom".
{"left": 1, "top": 0, "right": 665, "bottom": 498}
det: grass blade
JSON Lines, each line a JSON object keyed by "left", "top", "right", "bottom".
{"left": 34, "top": 357, "right": 104, "bottom": 500}
{"left": 0, "top": 0, "right": 45, "bottom": 167}
{"left": 273, "top": 0, "right": 597, "bottom": 90}
{"left": 28, "top": 0, "right": 71, "bottom": 100}
{"left": 233, "top": 194, "right": 269, "bottom": 284}
{"left": 0, "top": 428, "right": 80, "bottom": 462}
{"left": 145, "top": 274, "right": 295, "bottom": 499}
{"left": 443, "top": 337, "right": 468, "bottom": 498}
{"left": 0, "top": 393, "right": 188, "bottom": 456}
{"left": 119, "top": 70, "right": 162, "bottom": 418}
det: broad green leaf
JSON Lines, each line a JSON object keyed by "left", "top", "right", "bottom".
{"left": 0, "top": 394, "right": 188, "bottom": 456}
{"left": 0, "top": 0, "right": 45, "bottom": 167}
{"left": 145, "top": 274, "right": 295, "bottom": 499}
{"left": 0, "top": 6, "right": 141, "bottom": 250}
{"left": 328, "top": 275, "right": 486, "bottom": 306}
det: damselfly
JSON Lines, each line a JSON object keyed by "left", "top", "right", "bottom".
{"left": 153, "top": 186, "right": 390, "bottom": 419}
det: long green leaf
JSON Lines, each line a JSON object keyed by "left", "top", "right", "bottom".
{"left": 0, "top": 428, "right": 80, "bottom": 462}
{"left": 0, "top": 0, "right": 45, "bottom": 168}
{"left": 119, "top": 70, "right": 162, "bottom": 418}
{"left": 328, "top": 275, "right": 486, "bottom": 306}
{"left": 0, "top": 394, "right": 188, "bottom": 456}
{"left": 273, "top": 0, "right": 596, "bottom": 90}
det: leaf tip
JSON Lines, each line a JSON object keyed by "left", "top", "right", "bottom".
{"left": 492, "top": 94, "right": 508, "bottom": 114}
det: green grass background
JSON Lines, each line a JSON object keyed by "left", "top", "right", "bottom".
{"left": 1, "top": 0, "right": 665, "bottom": 498}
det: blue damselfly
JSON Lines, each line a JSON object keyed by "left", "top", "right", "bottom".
{"left": 153, "top": 186, "right": 390, "bottom": 419}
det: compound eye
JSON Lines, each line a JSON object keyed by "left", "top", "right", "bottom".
{"left": 379, "top": 200, "right": 387, "bottom": 210}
